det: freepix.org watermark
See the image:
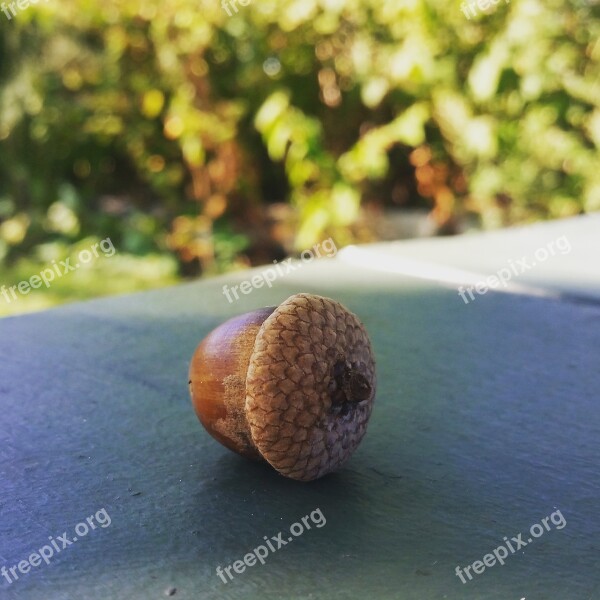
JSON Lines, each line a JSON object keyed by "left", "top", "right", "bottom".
{"left": 460, "top": 0, "right": 510, "bottom": 20}
{"left": 216, "top": 508, "right": 326, "bottom": 584}
{"left": 222, "top": 238, "right": 337, "bottom": 304}
{"left": 455, "top": 509, "right": 566, "bottom": 584}
{"left": 221, "top": 0, "right": 252, "bottom": 17}
{"left": 458, "top": 235, "right": 571, "bottom": 304}
{"left": 1, "top": 238, "right": 116, "bottom": 305}
{"left": 1, "top": 508, "right": 111, "bottom": 586}
{"left": 1, "top": 0, "right": 50, "bottom": 21}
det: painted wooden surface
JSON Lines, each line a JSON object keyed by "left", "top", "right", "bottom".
{"left": 1, "top": 215, "right": 598, "bottom": 599}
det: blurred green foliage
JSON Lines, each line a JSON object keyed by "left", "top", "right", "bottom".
{"left": 0, "top": 0, "right": 598, "bottom": 312}
{"left": 0, "top": 238, "right": 178, "bottom": 316}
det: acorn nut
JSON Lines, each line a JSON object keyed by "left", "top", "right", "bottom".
{"left": 189, "top": 293, "right": 376, "bottom": 481}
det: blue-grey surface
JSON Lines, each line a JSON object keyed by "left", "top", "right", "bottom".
{"left": 0, "top": 216, "right": 598, "bottom": 599}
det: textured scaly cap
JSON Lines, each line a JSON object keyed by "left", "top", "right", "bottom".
{"left": 245, "top": 293, "right": 376, "bottom": 481}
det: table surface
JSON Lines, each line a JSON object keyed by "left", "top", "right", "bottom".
{"left": 1, "top": 215, "right": 598, "bottom": 600}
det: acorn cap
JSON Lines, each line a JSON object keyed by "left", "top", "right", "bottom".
{"left": 245, "top": 293, "right": 376, "bottom": 481}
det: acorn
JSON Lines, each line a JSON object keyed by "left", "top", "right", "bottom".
{"left": 188, "top": 293, "right": 376, "bottom": 481}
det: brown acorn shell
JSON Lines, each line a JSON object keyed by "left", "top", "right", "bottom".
{"left": 189, "top": 307, "right": 276, "bottom": 460}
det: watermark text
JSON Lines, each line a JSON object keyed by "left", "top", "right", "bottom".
{"left": 216, "top": 508, "right": 326, "bottom": 583}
